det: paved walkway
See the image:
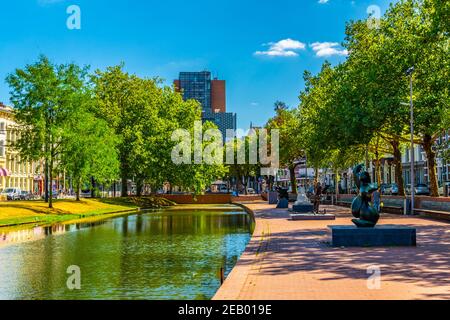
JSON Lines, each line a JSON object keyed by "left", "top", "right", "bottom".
{"left": 213, "top": 201, "right": 450, "bottom": 300}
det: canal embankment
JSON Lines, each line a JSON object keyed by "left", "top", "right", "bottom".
{"left": 0, "top": 196, "right": 175, "bottom": 228}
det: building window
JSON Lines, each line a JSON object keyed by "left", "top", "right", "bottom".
{"left": 0, "top": 140, "right": 4, "bottom": 157}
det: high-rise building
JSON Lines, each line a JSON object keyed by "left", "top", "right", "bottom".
{"left": 203, "top": 111, "right": 237, "bottom": 140}
{"left": 174, "top": 71, "right": 236, "bottom": 141}
{"left": 211, "top": 79, "right": 226, "bottom": 113}
{"left": 177, "top": 71, "right": 212, "bottom": 112}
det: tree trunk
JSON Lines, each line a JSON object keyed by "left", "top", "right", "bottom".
{"left": 391, "top": 139, "right": 406, "bottom": 196}
{"left": 136, "top": 179, "right": 143, "bottom": 197}
{"left": 314, "top": 166, "right": 319, "bottom": 187}
{"left": 244, "top": 176, "right": 248, "bottom": 195}
{"left": 289, "top": 165, "right": 297, "bottom": 195}
{"left": 91, "top": 176, "right": 96, "bottom": 198}
{"left": 365, "top": 144, "right": 370, "bottom": 169}
{"left": 121, "top": 172, "right": 128, "bottom": 197}
{"left": 44, "top": 159, "right": 49, "bottom": 203}
{"left": 236, "top": 176, "right": 243, "bottom": 194}
{"left": 48, "top": 157, "right": 53, "bottom": 209}
{"left": 335, "top": 169, "right": 340, "bottom": 196}
{"left": 120, "top": 151, "right": 128, "bottom": 197}
{"left": 423, "top": 134, "right": 439, "bottom": 197}
{"left": 245, "top": 176, "right": 250, "bottom": 195}
{"left": 76, "top": 178, "right": 81, "bottom": 201}
{"left": 374, "top": 152, "right": 382, "bottom": 187}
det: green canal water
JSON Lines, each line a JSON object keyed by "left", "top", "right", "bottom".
{"left": 0, "top": 208, "right": 253, "bottom": 300}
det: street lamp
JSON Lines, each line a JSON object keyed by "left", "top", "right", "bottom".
{"left": 405, "top": 66, "right": 415, "bottom": 215}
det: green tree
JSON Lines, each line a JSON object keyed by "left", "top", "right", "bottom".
{"left": 266, "top": 106, "right": 303, "bottom": 194}
{"left": 225, "top": 134, "right": 261, "bottom": 195}
{"left": 345, "top": 0, "right": 449, "bottom": 196}
{"left": 298, "top": 64, "right": 344, "bottom": 186}
{"left": 91, "top": 65, "right": 163, "bottom": 196}
{"left": 61, "top": 98, "right": 119, "bottom": 201}
{"left": 6, "top": 56, "right": 89, "bottom": 208}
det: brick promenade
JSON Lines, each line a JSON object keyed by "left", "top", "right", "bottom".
{"left": 213, "top": 201, "right": 450, "bottom": 300}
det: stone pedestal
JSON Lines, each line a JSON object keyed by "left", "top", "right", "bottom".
{"left": 291, "top": 214, "right": 336, "bottom": 221}
{"left": 292, "top": 204, "right": 315, "bottom": 213}
{"left": 329, "top": 225, "right": 417, "bottom": 247}
{"left": 276, "top": 198, "right": 289, "bottom": 209}
{"left": 292, "top": 187, "right": 314, "bottom": 213}
{"left": 268, "top": 192, "right": 278, "bottom": 205}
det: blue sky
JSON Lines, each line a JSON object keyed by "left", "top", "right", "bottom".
{"left": 0, "top": 0, "right": 393, "bottom": 130}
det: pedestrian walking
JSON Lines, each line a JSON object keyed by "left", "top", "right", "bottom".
{"left": 372, "top": 187, "right": 381, "bottom": 213}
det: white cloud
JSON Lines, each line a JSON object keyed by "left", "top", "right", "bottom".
{"left": 318, "top": 0, "right": 329, "bottom": 3}
{"left": 254, "top": 38, "right": 306, "bottom": 57}
{"left": 310, "top": 42, "right": 349, "bottom": 57}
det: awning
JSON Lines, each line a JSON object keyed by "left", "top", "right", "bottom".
{"left": 0, "top": 167, "right": 9, "bottom": 177}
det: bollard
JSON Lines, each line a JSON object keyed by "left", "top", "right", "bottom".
{"left": 220, "top": 267, "right": 225, "bottom": 284}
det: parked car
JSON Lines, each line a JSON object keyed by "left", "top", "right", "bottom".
{"left": 406, "top": 184, "right": 431, "bottom": 196}
{"left": 415, "top": 184, "right": 431, "bottom": 196}
{"left": 79, "top": 190, "right": 91, "bottom": 198}
{"left": 218, "top": 185, "right": 229, "bottom": 193}
{"left": 1, "top": 188, "right": 22, "bottom": 200}
{"left": 380, "top": 184, "right": 390, "bottom": 195}
{"left": 41, "top": 191, "right": 59, "bottom": 200}
{"left": 19, "top": 191, "right": 32, "bottom": 200}
{"left": 438, "top": 182, "right": 450, "bottom": 197}
{"left": 384, "top": 183, "right": 399, "bottom": 195}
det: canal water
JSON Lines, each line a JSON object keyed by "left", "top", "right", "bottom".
{"left": 0, "top": 208, "right": 253, "bottom": 300}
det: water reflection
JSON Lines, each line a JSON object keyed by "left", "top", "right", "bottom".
{"left": 0, "top": 210, "right": 252, "bottom": 300}
{"left": 0, "top": 221, "right": 109, "bottom": 246}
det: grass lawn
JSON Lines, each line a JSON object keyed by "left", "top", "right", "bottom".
{"left": 0, "top": 198, "right": 140, "bottom": 227}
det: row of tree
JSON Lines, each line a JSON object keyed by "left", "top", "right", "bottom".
{"left": 6, "top": 57, "right": 226, "bottom": 207}
{"left": 266, "top": 0, "right": 449, "bottom": 197}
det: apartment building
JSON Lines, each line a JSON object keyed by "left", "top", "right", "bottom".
{"left": 0, "top": 103, "right": 41, "bottom": 193}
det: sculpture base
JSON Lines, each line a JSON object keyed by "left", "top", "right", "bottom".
{"left": 329, "top": 225, "right": 417, "bottom": 247}
{"left": 292, "top": 204, "right": 315, "bottom": 213}
{"left": 268, "top": 192, "right": 278, "bottom": 205}
{"left": 276, "top": 198, "right": 289, "bottom": 209}
{"left": 291, "top": 214, "right": 336, "bottom": 221}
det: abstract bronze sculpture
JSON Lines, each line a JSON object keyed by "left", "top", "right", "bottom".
{"left": 276, "top": 186, "right": 289, "bottom": 209}
{"left": 351, "top": 164, "right": 380, "bottom": 228}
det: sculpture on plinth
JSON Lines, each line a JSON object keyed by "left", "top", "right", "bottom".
{"left": 276, "top": 186, "right": 289, "bottom": 209}
{"left": 292, "top": 187, "right": 314, "bottom": 213}
{"left": 351, "top": 164, "right": 380, "bottom": 228}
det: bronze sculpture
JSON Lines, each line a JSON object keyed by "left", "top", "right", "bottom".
{"left": 276, "top": 186, "right": 289, "bottom": 209}
{"left": 351, "top": 164, "right": 380, "bottom": 228}
{"left": 276, "top": 186, "right": 289, "bottom": 201}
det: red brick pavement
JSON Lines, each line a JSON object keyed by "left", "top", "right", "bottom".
{"left": 213, "top": 201, "right": 450, "bottom": 300}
